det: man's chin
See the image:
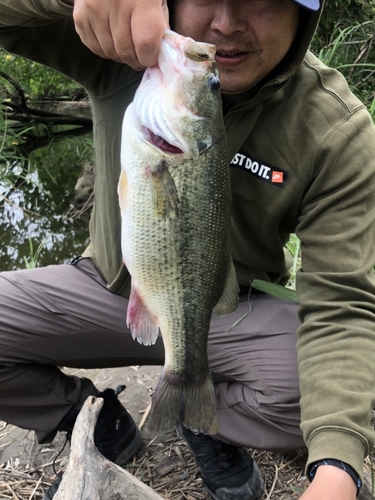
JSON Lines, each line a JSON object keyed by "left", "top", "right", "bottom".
{"left": 220, "top": 81, "right": 260, "bottom": 101}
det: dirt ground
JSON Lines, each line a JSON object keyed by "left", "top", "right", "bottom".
{"left": 0, "top": 365, "right": 314, "bottom": 499}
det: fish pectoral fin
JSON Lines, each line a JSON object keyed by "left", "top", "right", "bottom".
{"left": 213, "top": 259, "right": 239, "bottom": 316}
{"left": 191, "top": 137, "right": 212, "bottom": 161}
{"left": 118, "top": 170, "right": 128, "bottom": 213}
{"left": 196, "top": 138, "right": 212, "bottom": 154}
{"left": 127, "top": 283, "right": 159, "bottom": 346}
{"left": 150, "top": 160, "right": 179, "bottom": 219}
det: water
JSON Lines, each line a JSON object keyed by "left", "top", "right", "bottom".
{"left": 0, "top": 166, "right": 90, "bottom": 271}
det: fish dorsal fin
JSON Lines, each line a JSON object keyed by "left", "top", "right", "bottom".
{"left": 150, "top": 160, "right": 179, "bottom": 219}
{"left": 213, "top": 259, "right": 239, "bottom": 316}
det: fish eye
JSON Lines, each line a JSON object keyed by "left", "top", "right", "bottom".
{"left": 208, "top": 75, "right": 220, "bottom": 91}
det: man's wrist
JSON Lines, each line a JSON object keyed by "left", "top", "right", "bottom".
{"left": 308, "top": 459, "right": 362, "bottom": 494}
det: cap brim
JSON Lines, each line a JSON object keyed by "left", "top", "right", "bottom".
{"left": 291, "top": 0, "right": 320, "bottom": 10}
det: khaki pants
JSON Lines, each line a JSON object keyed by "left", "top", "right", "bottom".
{"left": 0, "top": 258, "right": 303, "bottom": 449}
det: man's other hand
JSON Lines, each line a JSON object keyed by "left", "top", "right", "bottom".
{"left": 300, "top": 465, "right": 357, "bottom": 500}
{"left": 72, "top": 0, "right": 169, "bottom": 69}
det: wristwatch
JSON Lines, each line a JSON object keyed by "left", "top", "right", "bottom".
{"left": 308, "top": 459, "right": 362, "bottom": 493}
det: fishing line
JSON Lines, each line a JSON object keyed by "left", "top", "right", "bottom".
{"left": 52, "top": 434, "right": 69, "bottom": 477}
{"left": 224, "top": 283, "right": 253, "bottom": 335}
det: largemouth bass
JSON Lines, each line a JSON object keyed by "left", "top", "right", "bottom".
{"left": 119, "top": 30, "right": 239, "bottom": 434}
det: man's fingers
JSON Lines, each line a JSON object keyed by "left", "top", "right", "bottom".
{"left": 73, "top": 1, "right": 124, "bottom": 63}
{"left": 72, "top": 0, "right": 169, "bottom": 69}
{"left": 131, "top": 4, "right": 168, "bottom": 68}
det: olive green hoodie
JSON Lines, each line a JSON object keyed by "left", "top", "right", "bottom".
{"left": 1, "top": 0, "right": 375, "bottom": 481}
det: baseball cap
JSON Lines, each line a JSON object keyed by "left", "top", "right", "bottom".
{"left": 291, "top": 0, "right": 320, "bottom": 10}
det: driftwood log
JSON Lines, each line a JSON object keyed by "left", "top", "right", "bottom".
{"left": 54, "top": 396, "right": 165, "bottom": 500}
{"left": 52, "top": 395, "right": 375, "bottom": 499}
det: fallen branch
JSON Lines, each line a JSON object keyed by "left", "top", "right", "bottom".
{"left": 54, "top": 396, "right": 166, "bottom": 500}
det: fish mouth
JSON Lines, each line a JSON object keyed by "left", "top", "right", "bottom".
{"left": 147, "top": 128, "right": 184, "bottom": 155}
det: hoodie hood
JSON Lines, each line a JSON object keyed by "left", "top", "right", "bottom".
{"left": 281, "top": 0, "right": 324, "bottom": 80}
{"left": 168, "top": 0, "right": 324, "bottom": 92}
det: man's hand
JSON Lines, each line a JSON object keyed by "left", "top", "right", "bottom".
{"left": 72, "top": 0, "right": 169, "bottom": 69}
{"left": 300, "top": 465, "right": 357, "bottom": 500}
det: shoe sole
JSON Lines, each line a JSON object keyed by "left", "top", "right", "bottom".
{"left": 205, "top": 481, "right": 263, "bottom": 500}
{"left": 204, "top": 461, "right": 264, "bottom": 500}
{"left": 114, "top": 426, "right": 143, "bottom": 467}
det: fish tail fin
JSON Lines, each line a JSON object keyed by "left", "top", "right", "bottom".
{"left": 183, "top": 375, "right": 219, "bottom": 434}
{"left": 149, "top": 370, "right": 219, "bottom": 434}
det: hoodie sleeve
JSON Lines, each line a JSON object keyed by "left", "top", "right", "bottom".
{"left": 0, "top": 0, "right": 139, "bottom": 95}
{"left": 0, "top": 0, "right": 93, "bottom": 88}
{"left": 296, "top": 105, "right": 375, "bottom": 480}
{"left": 0, "top": 0, "right": 73, "bottom": 26}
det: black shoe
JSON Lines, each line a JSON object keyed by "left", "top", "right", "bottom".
{"left": 43, "top": 475, "right": 62, "bottom": 499}
{"left": 93, "top": 385, "right": 143, "bottom": 465}
{"left": 179, "top": 426, "right": 264, "bottom": 500}
{"left": 43, "top": 385, "right": 142, "bottom": 499}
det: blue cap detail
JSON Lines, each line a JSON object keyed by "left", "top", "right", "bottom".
{"left": 292, "top": 0, "right": 320, "bottom": 11}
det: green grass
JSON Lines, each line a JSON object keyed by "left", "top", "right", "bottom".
{"left": 23, "top": 238, "right": 47, "bottom": 269}
{"left": 313, "top": 21, "right": 375, "bottom": 120}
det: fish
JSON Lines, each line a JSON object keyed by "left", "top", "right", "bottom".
{"left": 118, "top": 29, "right": 239, "bottom": 434}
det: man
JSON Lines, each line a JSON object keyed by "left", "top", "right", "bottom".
{"left": 0, "top": 1, "right": 374, "bottom": 499}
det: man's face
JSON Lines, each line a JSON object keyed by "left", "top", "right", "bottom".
{"left": 173, "top": 0, "right": 300, "bottom": 101}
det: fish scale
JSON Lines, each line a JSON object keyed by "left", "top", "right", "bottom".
{"left": 119, "top": 29, "right": 239, "bottom": 433}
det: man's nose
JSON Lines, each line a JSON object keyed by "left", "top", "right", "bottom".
{"left": 210, "top": 1, "right": 247, "bottom": 36}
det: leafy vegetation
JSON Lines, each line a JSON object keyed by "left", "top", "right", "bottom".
{"left": 317, "top": 0, "right": 375, "bottom": 41}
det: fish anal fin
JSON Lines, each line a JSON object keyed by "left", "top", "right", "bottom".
{"left": 213, "top": 259, "right": 239, "bottom": 316}
{"left": 127, "top": 284, "right": 159, "bottom": 346}
{"left": 150, "top": 160, "right": 179, "bottom": 219}
{"left": 149, "top": 369, "right": 219, "bottom": 434}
